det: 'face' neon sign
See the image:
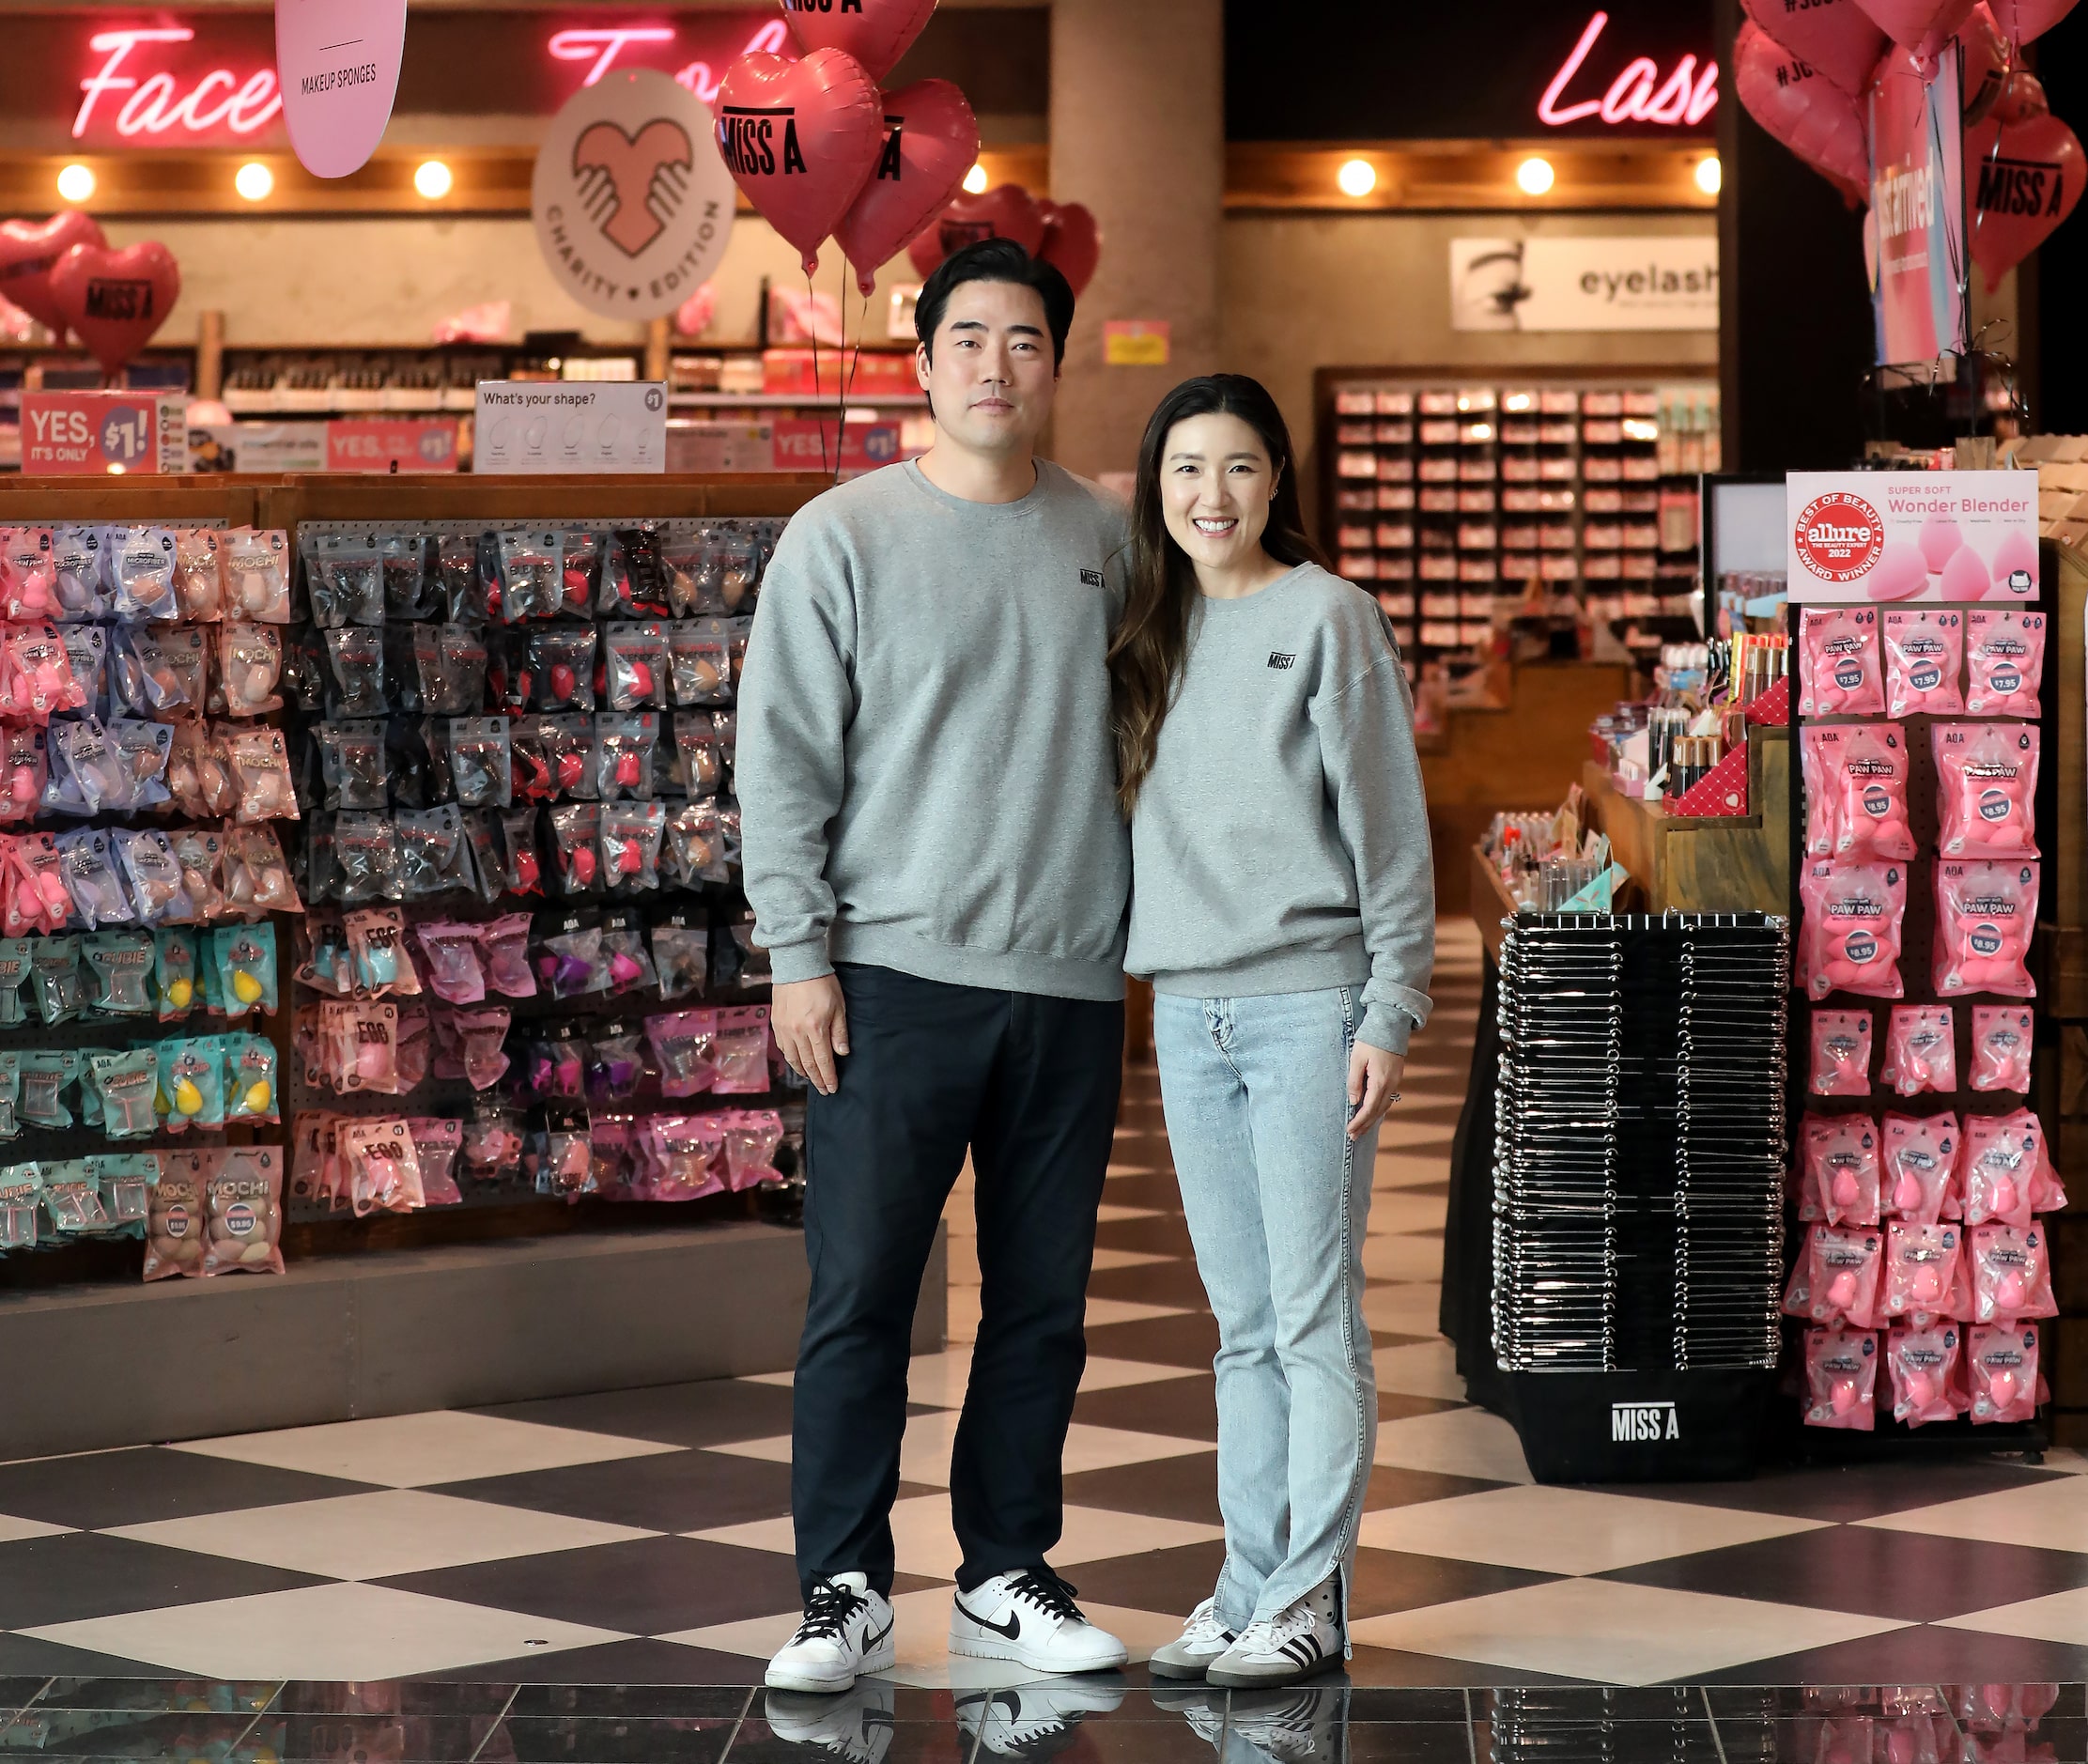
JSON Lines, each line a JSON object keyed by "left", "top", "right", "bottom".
{"left": 74, "top": 27, "right": 282, "bottom": 140}
{"left": 1539, "top": 11, "right": 1719, "bottom": 129}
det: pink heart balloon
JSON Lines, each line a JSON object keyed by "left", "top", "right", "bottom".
{"left": 0, "top": 212, "right": 107, "bottom": 335}
{"left": 1987, "top": 0, "right": 2080, "bottom": 42}
{"left": 1037, "top": 199, "right": 1101, "bottom": 296}
{"left": 1959, "top": 3, "right": 2010, "bottom": 123}
{"left": 779, "top": 0, "right": 937, "bottom": 82}
{"left": 1740, "top": 0, "right": 1887, "bottom": 93}
{"left": 1967, "top": 107, "right": 2084, "bottom": 288}
{"left": 905, "top": 182, "right": 1046, "bottom": 279}
{"left": 716, "top": 48, "right": 887, "bottom": 276}
{"left": 47, "top": 240, "right": 179, "bottom": 376}
{"left": 1735, "top": 22, "right": 1872, "bottom": 191}
{"left": 835, "top": 79, "right": 978, "bottom": 296}
{"left": 1852, "top": 0, "right": 1980, "bottom": 64}
{"left": 1996, "top": 66, "right": 2050, "bottom": 121}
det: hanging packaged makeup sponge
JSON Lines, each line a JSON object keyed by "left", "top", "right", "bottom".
{"left": 210, "top": 922, "right": 278, "bottom": 1018}
{"left": 1799, "top": 608, "right": 1885, "bottom": 717}
{"left": 1801, "top": 860, "right": 1907, "bottom": 1001}
{"left": 1934, "top": 860, "right": 2038, "bottom": 999}
{"left": 1803, "top": 1325, "right": 1879, "bottom": 1430}
{"left": 1933, "top": 722, "right": 2039, "bottom": 859}
{"left": 1963, "top": 610, "right": 2045, "bottom": 718}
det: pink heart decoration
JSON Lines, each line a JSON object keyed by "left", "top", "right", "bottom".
{"left": 0, "top": 212, "right": 107, "bottom": 335}
{"left": 1996, "top": 67, "right": 2050, "bottom": 121}
{"left": 1036, "top": 199, "right": 1101, "bottom": 296}
{"left": 716, "top": 48, "right": 886, "bottom": 276}
{"left": 47, "top": 240, "right": 179, "bottom": 376}
{"left": 1739, "top": 0, "right": 1886, "bottom": 93}
{"left": 834, "top": 79, "right": 979, "bottom": 296}
{"left": 1966, "top": 107, "right": 2084, "bottom": 288}
{"left": 905, "top": 182, "right": 1046, "bottom": 279}
{"left": 1986, "top": 0, "right": 2080, "bottom": 42}
{"left": 1734, "top": 22, "right": 1871, "bottom": 191}
{"left": 779, "top": 0, "right": 938, "bottom": 82}
{"left": 1851, "top": 0, "right": 1979, "bottom": 64}
{"left": 1958, "top": 3, "right": 2010, "bottom": 123}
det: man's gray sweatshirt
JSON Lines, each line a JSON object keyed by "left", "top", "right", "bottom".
{"left": 1123, "top": 564, "right": 1435, "bottom": 1052}
{"left": 737, "top": 458, "right": 1131, "bottom": 1001}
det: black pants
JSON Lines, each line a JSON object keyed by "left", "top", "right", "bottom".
{"left": 792, "top": 963, "right": 1123, "bottom": 1599}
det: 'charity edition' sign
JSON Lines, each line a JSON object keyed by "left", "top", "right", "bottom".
{"left": 1451, "top": 237, "right": 1717, "bottom": 331}
{"left": 1786, "top": 472, "right": 2038, "bottom": 604}
{"left": 475, "top": 380, "right": 668, "bottom": 473}
{"left": 532, "top": 66, "right": 736, "bottom": 322}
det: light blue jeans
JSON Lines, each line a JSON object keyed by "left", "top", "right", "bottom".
{"left": 1152, "top": 985, "right": 1379, "bottom": 1638}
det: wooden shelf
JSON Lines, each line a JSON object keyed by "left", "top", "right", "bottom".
{"left": 1580, "top": 725, "right": 1790, "bottom": 915}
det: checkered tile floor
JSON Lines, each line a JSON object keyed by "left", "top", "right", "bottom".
{"left": 5, "top": 921, "right": 2088, "bottom": 1708}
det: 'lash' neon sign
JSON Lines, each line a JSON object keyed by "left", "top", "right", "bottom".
{"left": 1539, "top": 11, "right": 1719, "bottom": 129}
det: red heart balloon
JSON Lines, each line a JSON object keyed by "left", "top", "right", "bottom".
{"left": 1852, "top": 0, "right": 1979, "bottom": 64}
{"left": 0, "top": 212, "right": 108, "bottom": 336}
{"left": 1987, "top": 0, "right": 2080, "bottom": 43}
{"left": 47, "top": 240, "right": 179, "bottom": 376}
{"left": 1739, "top": 0, "right": 1886, "bottom": 93}
{"left": 1966, "top": 108, "right": 2083, "bottom": 288}
{"left": 717, "top": 49, "right": 886, "bottom": 276}
{"left": 835, "top": 79, "right": 979, "bottom": 297}
{"left": 1734, "top": 22, "right": 1871, "bottom": 191}
{"left": 1037, "top": 200, "right": 1101, "bottom": 296}
{"left": 905, "top": 182, "right": 1046, "bottom": 279}
{"left": 1996, "top": 67, "right": 2049, "bottom": 121}
{"left": 779, "top": 0, "right": 937, "bottom": 83}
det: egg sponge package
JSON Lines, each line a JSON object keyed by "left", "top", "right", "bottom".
{"left": 1934, "top": 860, "right": 2038, "bottom": 999}
{"left": 201, "top": 1147, "right": 285, "bottom": 1277}
{"left": 1933, "top": 722, "right": 2039, "bottom": 859}
{"left": 1803, "top": 1325, "right": 1879, "bottom": 1431}
{"left": 1800, "top": 607, "right": 1885, "bottom": 717}
{"left": 211, "top": 922, "right": 278, "bottom": 1018}
{"left": 1802, "top": 724, "right": 1915, "bottom": 863}
{"left": 1801, "top": 860, "right": 1907, "bottom": 1001}
{"left": 1962, "top": 609, "right": 2045, "bottom": 718}
{"left": 1881, "top": 608, "right": 1964, "bottom": 717}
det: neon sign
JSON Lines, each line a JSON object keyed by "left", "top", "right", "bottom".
{"left": 1539, "top": 12, "right": 1718, "bottom": 129}
{"left": 74, "top": 27, "right": 281, "bottom": 140}
{"left": 548, "top": 19, "right": 792, "bottom": 101}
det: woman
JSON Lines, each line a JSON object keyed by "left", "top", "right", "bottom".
{"left": 1112, "top": 375, "right": 1434, "bottom": 1688}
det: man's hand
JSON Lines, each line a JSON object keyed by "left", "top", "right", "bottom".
{"left": 1346, "top": 1042, "right": 1404, "bottom": 1141}
{"left": 774, "top": 975, "right": 850, "bottom": 1096}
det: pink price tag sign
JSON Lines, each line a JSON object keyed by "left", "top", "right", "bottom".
{"left": 771, "top": 418, "right": 902, "bottom": 475}
{"left": 275, "top": 0, "right": 408, "bottom": 178}
{"left": 21, "top": 390, "right": 185, "bottom": 474}
{"left": 325, "top": 416, "right": 458, "bottom": 472}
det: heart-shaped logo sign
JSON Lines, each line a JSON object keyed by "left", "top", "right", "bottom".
{"left": 47, "top": 240, "right": 180, "bottom": 376}
{"left": 1738, "top": 0, "right": 1885, "bottom": 93}
{"left": 780, "top": 0, "right": 937, "bottom": 82}
{"left": 834, "top": 79, "right": 978, "bottom": 295}
{"left": 1967, "top": 108, "right": 2083, "bottom": 288}
{"left": 905, "top": 182, "right": 1046, "bottom": 278}
{"left": 1733, "top": 23, "right": 1870, "bottom": 192}
{"left": 717, "top": 48, "right": 885, "bottom": 274}
{"left": 0, "top": 212, "right": 108, "bottom": 335}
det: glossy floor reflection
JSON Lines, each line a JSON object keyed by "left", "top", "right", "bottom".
{"left": 0, "top": 1677, "right": 2079, "bottom": 1762}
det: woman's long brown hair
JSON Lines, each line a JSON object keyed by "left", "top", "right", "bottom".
{"left": 1107, "top": 374, "right": 1328, "bottom": 815}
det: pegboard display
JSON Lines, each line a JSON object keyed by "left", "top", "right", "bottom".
{"left": 1790, "top": 580, "right": 2060, "bottom": 1446}
{"left": 1316, "top": 371, "right": 1718, "bottom": 658}
{"left": 284, "top": 513, "right": 805, "bottom": 1227}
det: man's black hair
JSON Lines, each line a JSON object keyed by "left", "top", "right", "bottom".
{"left": 915, "top": 238, "right": 1075, "bottom": 369}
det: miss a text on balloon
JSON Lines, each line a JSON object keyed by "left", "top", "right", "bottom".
{"left": 85, "top": 278, "right": 160, "bottom": 321}
{"left": 718, "top": 109, "right": 809, "bottom": 178}
{"left": 1976, "top": 158, "right": 2067, "bottom": 218}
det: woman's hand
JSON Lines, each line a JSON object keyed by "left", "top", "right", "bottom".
{"left": 1346, "top": 1041, "right": 1404, "bottom": 1140}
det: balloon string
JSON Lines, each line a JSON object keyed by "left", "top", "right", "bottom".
{"left": 839, "top": 282, "right": 874, "bottom": 487}
{"left": 834, "top": 251, "right": 849, "bottom": 487}
{"left": 803, "top": 265, "right": 827, "bottom": 474}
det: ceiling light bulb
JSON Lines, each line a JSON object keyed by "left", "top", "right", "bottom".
{"left": 415, "top": 159, "right": 454, "bottom": 200}
{"left": 962, "top": 162, "right": 988, "bottom": 194}
{"left": 235, "top": 162, "right": 272, "bottom": 201}
{"left": 1337, "top": 158, "right": 1377, "bottom": 198}
{"left": 56, "top": 163, "right": 95, "bottom": 203}
{"left": 1516, "top": 156, "right": 1555, "bottom": 196}
{"left": 1695, "top": 153, "right": 1723, "bottom": 195}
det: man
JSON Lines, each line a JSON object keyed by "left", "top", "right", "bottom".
{"left": 737, "top": 239, "right": 1133, "bottom": 1695}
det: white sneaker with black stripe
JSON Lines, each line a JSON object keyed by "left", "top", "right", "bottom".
{"left": 948, "top": 1568, "right": 1129, "bottom": 1674}
{"left": 1146, "top": 1596, "right": 1238, "bottom": 1680}
{"left": 1228, "top": 1685, "right": 1351, "bottom": 1760}
{"left": 1203, "top": 1576, "right": 1344, "bottom": 1689}
{"left": 765, "top": 1572, "right": 897, "bottom": 1694}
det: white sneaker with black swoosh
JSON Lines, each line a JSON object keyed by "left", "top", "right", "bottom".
{"left": 1204, "top": 1575, "right": 1345, "bottom": 1689}
{"left": 765, "top": 1572, "right": 897, "bottom": 1694}
{"left": 763, "top": 1682, "right": 896, "bottom": 1760}
{"left": 948, "top": 1569, "right": 1129, "bottom": 1674}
